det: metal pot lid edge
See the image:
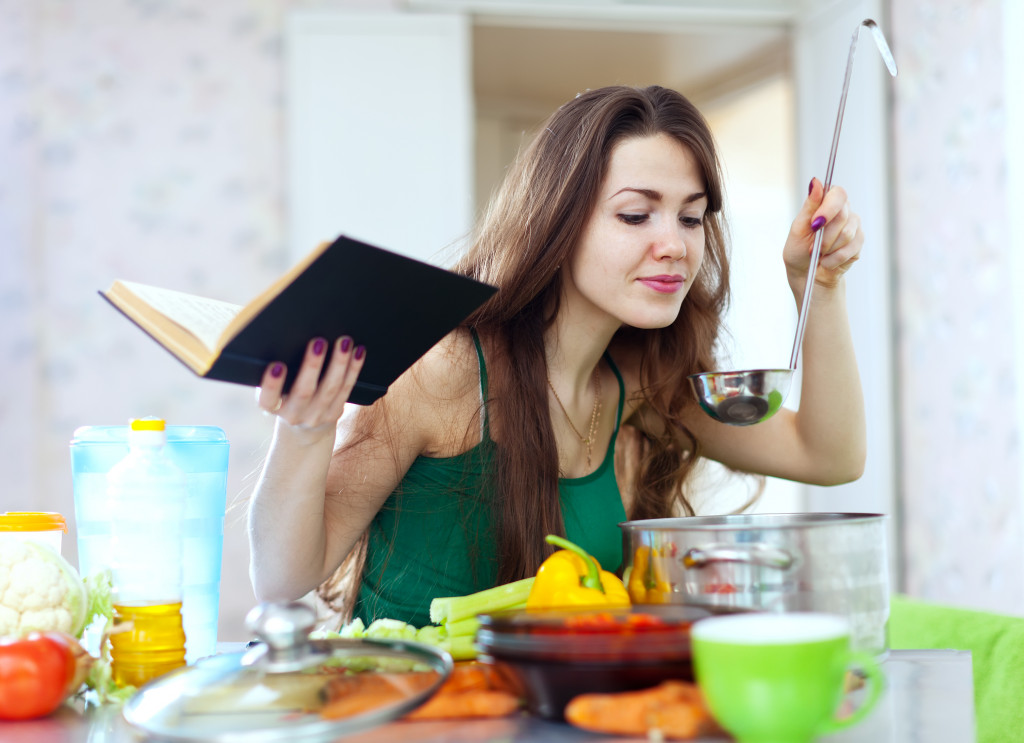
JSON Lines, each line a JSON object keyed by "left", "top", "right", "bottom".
{"left": 619, "top": 512, "right": 888, "bottom": 531}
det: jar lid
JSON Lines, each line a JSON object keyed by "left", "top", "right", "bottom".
{"left": 0, "top": 512, "right": 68, "bottom": 533}
{"left": 122, "top": 602, "right": 453, "bottom": 741}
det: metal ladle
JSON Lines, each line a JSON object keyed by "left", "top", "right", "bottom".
{"left": 688, "top": 18, "right": 898, "bottom": 426}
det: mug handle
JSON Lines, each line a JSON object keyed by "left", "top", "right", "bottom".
{"left": 818, "top": 651, "right": 885, "bottom": 734}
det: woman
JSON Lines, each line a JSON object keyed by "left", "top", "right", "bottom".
{"left": 248, "top": 85, "right": 866, "bottom": 627}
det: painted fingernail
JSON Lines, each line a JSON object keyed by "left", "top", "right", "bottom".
{"left": 811, "top": 216, "right": 826, "bottom": 232}
{"left": 808, "top": 178, "right": 815, "bottom": 195}
{"left": 312, "top": 338, "right": 326, "bottom": 355}
{"left": 354, "top": 345, "right": 366, "bottom": 360}
{"left": 270, "top": 362, "right": 284, "bottom": 378}
{"left": 340, "top": 337, "right": 352, "bottom": 353}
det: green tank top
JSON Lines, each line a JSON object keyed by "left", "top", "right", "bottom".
{"left": 354, "top": 332, "right": 627, "bottom": 627}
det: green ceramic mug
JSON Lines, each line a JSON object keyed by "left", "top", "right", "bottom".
{"left": 692, "top": 612, "right": 883, "bottom": 743}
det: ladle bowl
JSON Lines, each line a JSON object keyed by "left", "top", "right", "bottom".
{"left": 689, "top": 369, "right": 793, "bottom": 425}
{"left": 689, "top": 18, "right": 897, "bottom": 427}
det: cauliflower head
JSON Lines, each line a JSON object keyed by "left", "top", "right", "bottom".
{"left": 0, "top": 536, "right": 88, "bottom": 637}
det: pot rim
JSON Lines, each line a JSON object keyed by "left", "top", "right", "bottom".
{"left": 619, "top": 512, "right": 886, "bottom": 532}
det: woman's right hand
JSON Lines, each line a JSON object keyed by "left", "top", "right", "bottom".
{"left": 256, "top": 336, "right": 366, "bottom": 433}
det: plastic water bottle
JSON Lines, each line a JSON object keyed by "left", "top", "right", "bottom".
{"left": 107, "top": 417, "right": 188, "bottom": 686}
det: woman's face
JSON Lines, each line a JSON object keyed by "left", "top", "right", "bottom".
{"left": 564, "top": 133, "right": 707, "bottom": 332}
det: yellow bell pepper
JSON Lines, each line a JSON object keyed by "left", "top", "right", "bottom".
{"left": 627, "top": 546, "right": 672, "bottom": 604}
{"left": 526, "top": 535, "right": 631, "bottom": 610}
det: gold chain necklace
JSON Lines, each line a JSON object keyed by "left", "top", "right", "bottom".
{"left": 547, "top": 367, "right": 602, "bottom": 469}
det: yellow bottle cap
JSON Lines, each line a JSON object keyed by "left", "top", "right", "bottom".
{"left": 130, "top": 417, "right": 166, "bottom": 432}
{"left": 0, "top": 511, "right": 68, "bottom": 533}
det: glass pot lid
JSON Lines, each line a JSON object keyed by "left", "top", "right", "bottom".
{"left": 122, "top": 602, "right": 453, "bottom": 742}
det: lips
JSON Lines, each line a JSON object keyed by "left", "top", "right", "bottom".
{"left": 638, "top": 275, "right": 684, "bottom": 294}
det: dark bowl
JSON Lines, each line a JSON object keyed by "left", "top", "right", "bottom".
{"left": 475, "top": 605, "right": 729, "bottom": 720}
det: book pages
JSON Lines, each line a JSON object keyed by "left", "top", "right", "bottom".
{"left": 120, "top": 281, "right": 242, "bottom": 351}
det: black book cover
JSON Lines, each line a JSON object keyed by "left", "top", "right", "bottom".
{"left": 107, "top": 235, "right": 498, "bottom": 405}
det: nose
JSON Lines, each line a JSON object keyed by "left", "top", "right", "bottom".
{"left": 652, "top": 222, "right": 686, "bottom": 262}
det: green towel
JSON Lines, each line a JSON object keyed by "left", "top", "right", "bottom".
{"left": 890, "top": 594, "right": 1024, "bottom": 743}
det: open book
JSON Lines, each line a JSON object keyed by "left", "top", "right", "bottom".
{"left": 101, "top": 235, "right": 498, "bottom": 405}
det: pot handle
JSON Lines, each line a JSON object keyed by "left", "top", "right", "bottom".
{"left": 681, "top": 543, "right": 795, "bottom": 570}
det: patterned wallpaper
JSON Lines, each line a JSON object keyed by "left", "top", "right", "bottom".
{"left": 0, "top": 0, "right": 381, "bottom": 640}
{"left": 1, "top": 0, "right": 1021, "bottom": 645}
{"left": 891, "top": 0, "right": 1022, "bottom": 612}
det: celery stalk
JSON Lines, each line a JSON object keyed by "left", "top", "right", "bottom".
{"left": 443, "top": 616, "right": 481, "bottom": 639}
{"left": 428, "top": 598, "right": 450, "bottom": 625}
{"left": 443, "top": 635, "right": 479, "bottom": 661}
{"left": 430, "top": 577, "right": 536, "bottom": 625}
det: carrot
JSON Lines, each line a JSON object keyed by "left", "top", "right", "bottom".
{"left": 405, "top": 689, "right": 521, "bottom": 720}
{"left": 321, "top": 663, "right": 524, "bottom": 721}
{"left": 321, "top": 672, "right": 439, "bottom": 720}
{"left": 564, "top": 680, "right": 724, "bottom": 741}
{"left": 403, "top": 661, "right": 523, "bottom": 720}
{"left": 435, "top": 663, "right": 492, "bottom": 694}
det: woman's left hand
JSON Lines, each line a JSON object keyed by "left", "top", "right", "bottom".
{"left": 783, "top": 177, "right": 864, "bottom": 293}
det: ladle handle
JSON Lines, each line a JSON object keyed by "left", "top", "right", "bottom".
{"left": 788, "top": 19, "right": 897, "bottom": 371}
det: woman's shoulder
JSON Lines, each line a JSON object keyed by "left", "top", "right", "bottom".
{"left": 383, "top": 327, "right": 485, "bottom": 455}
{"left": 407, "top": 327, "right": 481, "bottom": 397}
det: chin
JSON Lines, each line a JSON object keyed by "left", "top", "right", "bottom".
{"left": 622, "top": 313, "right": 680, "bottom": 331}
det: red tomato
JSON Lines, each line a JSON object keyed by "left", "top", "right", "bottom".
{"left": 0, "top": 632, "right": 74, "bottom": 720}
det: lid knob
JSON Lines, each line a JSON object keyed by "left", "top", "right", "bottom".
{"left": 243, "top": 602, "right": 321, "bottom": 672}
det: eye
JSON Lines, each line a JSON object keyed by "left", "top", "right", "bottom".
{"left": 680, "top": 215, "right": 704, "bottom": 229}
{"left": 618, "top": 213, "right": 648, "bottom": 225}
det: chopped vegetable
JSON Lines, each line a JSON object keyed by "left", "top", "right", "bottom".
{"left": 526, "top": 535, "right": 630, "bottom": 610}
{"left": 406, "top": 665, "right": 521, "bottom": 719}
{"left": 564, "top": 680, "right": 723, "bottom": 740}
{"left": 319, "top": 577, "right": 537, "bottom": 663}
{"left": 317, "top": 616, "right": 480, "bottom": 662}
{"left": 442, "top": 635, "right": 477, "bottom": 661}
{"left": 408, "top": 688, "right": 520, "bottom": 720}
{"left": 321, "top": 661, "right": 523, "bottom": 722}
{"left": 321, "top": 671, "right": 439, "bottom": 719}
{"left": 443, "top": 615, "right": 480, "bottom": 639}
{"left": 429, "top": 577, "right": 535, "bottom": 625}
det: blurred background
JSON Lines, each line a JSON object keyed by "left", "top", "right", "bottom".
{"left": 1, "top": 0, "right": 1021, "bottom": 640}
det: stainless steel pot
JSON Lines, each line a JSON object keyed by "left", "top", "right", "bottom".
{"left": 620, "top": 513, "right": 890, "bottom": 656}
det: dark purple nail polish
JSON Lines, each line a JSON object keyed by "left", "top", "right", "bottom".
{"left": 312, "top": 338, "right": 326, "bottom": 355}
{"left": 270, "top": 362, "right": 284, "bottom": 378}
{"left": 811, "top": 216, "right": 826, "bottom": 232}
{"left": 340, "top": 337, "right": 352, "bottom": 353}
{"left": 808, "top": 178, "right": 815, "bottom": 195}
{"left": 354, "top": 345, "right": 366, "bottom": 360}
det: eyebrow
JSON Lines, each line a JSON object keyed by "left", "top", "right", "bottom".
{"left": 610, "top": 187, "right": 707, "bottom": 204}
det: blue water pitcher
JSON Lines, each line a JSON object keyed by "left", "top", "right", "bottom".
{"left": 70, "top": 425, "right": 229, "bottom": 664}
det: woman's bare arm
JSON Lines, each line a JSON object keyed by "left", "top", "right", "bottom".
{"left": 247, "top": 331, "right": 479, "bottom": 601}
{"left": 684, "top": 179, "right": 866, "bottom": 485}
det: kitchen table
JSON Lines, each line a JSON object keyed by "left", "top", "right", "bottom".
{"left": 1, "top": 649, "right": 975, "bottom": 743}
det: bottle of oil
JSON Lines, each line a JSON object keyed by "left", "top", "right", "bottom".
{"left": 107, "top": 417, "right": 187, "bottom": 687}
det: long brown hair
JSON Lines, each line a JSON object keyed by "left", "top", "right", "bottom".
{"left": 454, "top": 85, "right": 730, "bottom": 584}
{"left": 319, "top": 85, "right": 731, "bottom": 614}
